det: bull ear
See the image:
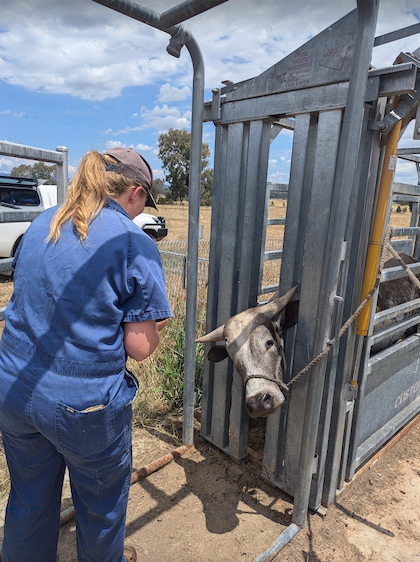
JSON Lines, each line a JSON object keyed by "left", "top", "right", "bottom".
{"left": 207, "top": 345, "right": 229, "bottom": 362}
{"left": 283, "top": 300, "right": 299, "bottom": 330}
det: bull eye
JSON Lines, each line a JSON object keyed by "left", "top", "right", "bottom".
{"left": 266, "top": 339, "right": 275, "bottom": 349}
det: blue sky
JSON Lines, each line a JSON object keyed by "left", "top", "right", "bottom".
{"left": 1, "top": 0, "right": 420, "bottom": 186}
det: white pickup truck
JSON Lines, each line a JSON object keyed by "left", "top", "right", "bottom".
{"left": 0, "top": 175, "right": 168, "bottom": 259}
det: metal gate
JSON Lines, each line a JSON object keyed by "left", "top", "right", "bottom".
{"left": 200, "top": 4, "right": 420, "bottom": 517}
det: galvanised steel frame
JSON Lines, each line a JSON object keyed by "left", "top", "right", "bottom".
{"left": 199, "top": 1, "right": 420, "bottom": 529}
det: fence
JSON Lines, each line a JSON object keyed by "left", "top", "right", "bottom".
{"left": 158, "top": 238, "right": 283, "bottom": 320}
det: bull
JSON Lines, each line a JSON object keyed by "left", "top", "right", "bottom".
{"left": 377, "top": 251, "right": 420, "bottom": 311}
{"left": 196, "top": 285, "right": 299, "bottom": 418}
{"left": 372, "top": 251, "right": 420, "bottom": 354}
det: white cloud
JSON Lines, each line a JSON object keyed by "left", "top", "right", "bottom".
{"left": 140, "top": 105, "right": 191, "bottom": 133}
{"left": 268, "top": 170, "right": 291, "bottom": 184}
{"left": 152, "top": 168, "right": 164, "bottom": 180}
{"left": 0, "top": 156, "right": 16, "bottom": 172}
{"left": 107, "top": 105, "right": 191, "bottom": 136}
{"left": 102, "top": 140, "right": 153, "bottom": 153}
{"left": 0, "top": 109, "right": 24, "bottom": 117}
{"left": 134, "top": 143, "right": 153, "bottom": 152}
{"left": 0, "top": 0, "right": 187, "bottom": 101}
{"left": 158, "top": 83, "right": 191, "bottom": 103}
{"left": 0, "top": 0, "right": 419, "bottom": 105}
{"left": 103, "top": 140, "right": 126, "bottom": 150}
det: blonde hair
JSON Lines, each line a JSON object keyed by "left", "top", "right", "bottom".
{"left": 48, "top": 150, "right": 138, "bottom": 242}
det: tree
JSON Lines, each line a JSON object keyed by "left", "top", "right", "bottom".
{"left": 158, "top": 128, "right": 210, "bottom": 203}
{"left": 10, "top": 162, "right": 56, "bottom": 184}
{"left": 151, "top": 178, "right": 165, "bottom": 201}
{"left": 200, "top": 168, "right": 213, "bottom": 206}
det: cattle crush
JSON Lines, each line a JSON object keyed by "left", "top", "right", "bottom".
{"left": 199, "top": 1, "right": 420, "bottom": 533}
{"left": 1, "top": 0, "right": 420, "bottom": 557}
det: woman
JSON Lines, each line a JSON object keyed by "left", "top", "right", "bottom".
{"left": 0, "top": 147, "right": 172, "bottom": 562}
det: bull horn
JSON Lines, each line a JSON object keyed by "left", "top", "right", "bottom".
{"left": 195, "top": 324, "right": 225, "bottom": 343}
{"left": 258, "top": 285, "right": 298, "bottom": 318}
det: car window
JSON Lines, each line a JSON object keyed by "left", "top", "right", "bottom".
{"left": 0, "top": 188, "right": 41, "bottom": 206}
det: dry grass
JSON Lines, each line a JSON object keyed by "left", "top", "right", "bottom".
{"left": 152, "top": 199, "right": 410, "bottom": 243}
{"left": 153, "top": 202, "right": 212, "bottom": 241}
{"left": 153, "top": 199, "right": 288, "bottom": 242}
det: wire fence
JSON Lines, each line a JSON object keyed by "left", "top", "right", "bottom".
{"left": 156, "top": 238, "right": 283, "bottom": 407}
{"left": 158, "top": 238, "right": 283, "bottom": 329}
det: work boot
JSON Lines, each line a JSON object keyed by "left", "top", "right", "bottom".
{"left": 123, "top": 544, "right": 137, "bottom": 562}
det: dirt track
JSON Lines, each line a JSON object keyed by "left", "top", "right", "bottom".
{"left": 0, "top": 418, "right": 411, "bottom": 561}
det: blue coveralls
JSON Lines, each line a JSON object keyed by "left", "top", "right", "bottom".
{"left": 0, "top": 200, "right": 172, "bottom": 562}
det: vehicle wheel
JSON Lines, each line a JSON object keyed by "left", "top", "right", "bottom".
{"left": 12, "top": 235, "right": 24, "bottom": 257}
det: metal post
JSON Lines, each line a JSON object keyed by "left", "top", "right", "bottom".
{"left": 292, "top": 0, "right": 380, "bottom": 527}
{"left": 90, "top": 0, "right": 204, "bottom": 447}
{"left": 56, "top": 146, "right": 68, "bottom": 204}
{"left": 183, "top": 37, "right": 204, "bottom": 445}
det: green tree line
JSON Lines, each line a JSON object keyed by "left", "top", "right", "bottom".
{"left": 9, "top": 128, "right": 213, "bottom": 206}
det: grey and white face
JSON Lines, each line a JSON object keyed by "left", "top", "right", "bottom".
{"left": 197, "top": 286, "right": 299, "bottom": 418}
{"left": 228, "top": 323, "right": 287, "bottom": 418}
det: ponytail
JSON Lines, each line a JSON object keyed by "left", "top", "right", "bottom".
{"left": 48, "top": 150, "right": 137, "bottom": 242}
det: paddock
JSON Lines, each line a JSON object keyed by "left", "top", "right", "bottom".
{"left": 1, "top": 0, "right": 420, "bottom": 559}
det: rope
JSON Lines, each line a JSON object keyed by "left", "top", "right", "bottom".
{"left": 285, "top": 226, "right": 395, "bottom": 389}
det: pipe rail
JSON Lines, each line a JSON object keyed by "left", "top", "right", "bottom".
{"left": 91, "top": 0, "right": 205, "bottom": 447}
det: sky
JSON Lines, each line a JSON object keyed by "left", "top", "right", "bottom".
{"left": 1, "top": 0, "right": 420, "bottom": 187}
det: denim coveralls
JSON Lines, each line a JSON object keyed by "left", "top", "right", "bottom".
{"left": 0, "top": 200, "right": 172, "bottom": 562}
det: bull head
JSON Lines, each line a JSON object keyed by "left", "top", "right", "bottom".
{"left": 196, "top": 285, "right": 299, "bottom": 418}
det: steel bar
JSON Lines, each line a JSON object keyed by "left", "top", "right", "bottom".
{"left": 397, "top": 147, "right": 420, "bottom": 155}
{"left": 253, "top": 524, "right": 301, "bottom": 562}
{"left": 398, "top": 155, "right": 420, "bottom": 163}
{"left": 380, "top": 262, "right": 420, "bottom": 282}
{"left": 0, "top": 141, "right": 65, "bottom": 164}
{"left": 91, "top": 0, "right": 175, "bottom": 32}
{"left": 392, "top": 182, "right": 420, "bottom": 196}
{"left": 267, "top": 218, "right": 286, "bottom": 225}
{"left": 292, "top": 0, "right": 380, "bottom": 528}
{"left": 374, "top": 21, "right": 420, "bottom": 47}
{"left": 393, "top": 227, "right": 420, "bottom": 235}
{"left": 203, "top": 66, "right": 416, "bottom": 124}
{"left": 264, "top": 250, "right": 282, "bottom": 261}
{"left": 160, "top": 0, "right": 229, "bottom": 27}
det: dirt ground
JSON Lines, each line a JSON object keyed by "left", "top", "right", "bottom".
{"left": 1, "top": 418, "right": 417, "bottom": 561}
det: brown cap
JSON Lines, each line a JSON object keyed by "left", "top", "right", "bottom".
{"left": 103, "top": 147, "right": 157, "bottom": 210}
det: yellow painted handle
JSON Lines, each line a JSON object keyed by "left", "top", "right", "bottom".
{"left": 356, "top": 98, "right": 401, "bottom": 336}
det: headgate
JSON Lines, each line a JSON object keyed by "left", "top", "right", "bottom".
{"left": 200, "top": 5, "right": 420, "bottom": 516}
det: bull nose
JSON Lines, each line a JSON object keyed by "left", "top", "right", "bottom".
{"left": 246, "top": 392, "right": 277, "bottom": 417}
